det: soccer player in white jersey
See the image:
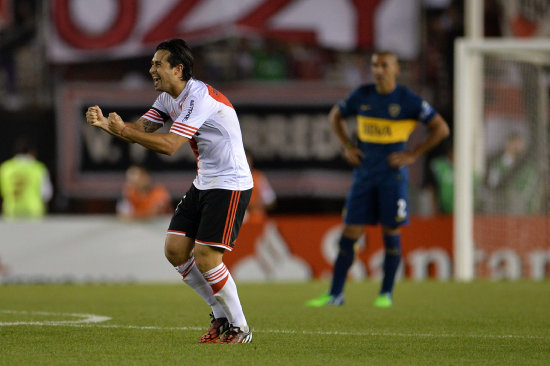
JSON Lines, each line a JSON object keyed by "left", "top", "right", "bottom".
{"left": 86, "top": 39, "right": 253, "bottom": 344}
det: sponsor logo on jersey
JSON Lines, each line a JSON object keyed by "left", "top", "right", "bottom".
{"left": 363, "top": 123, "right": 392, "bottom": 136}
{"left": 360, "top": 104, "right": 371, "bottom": 111}
{"left": 357, "top": 116, "right": 417, "bottom": 143}
{"left": 183, "top": 100, "right": 195, "bottom": 121}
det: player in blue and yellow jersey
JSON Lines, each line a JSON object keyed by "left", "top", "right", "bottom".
{"left": 306, "top": 51, "right": 449, "bottom": 308}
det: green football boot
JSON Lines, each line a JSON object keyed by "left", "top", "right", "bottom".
{"left": 305, "top": 293, "right": 344, "bottom": 307}
{"left": 373, "top": 293, "right": 393, "bottom": 308}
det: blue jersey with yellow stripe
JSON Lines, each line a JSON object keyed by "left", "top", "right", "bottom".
{"left": 338, "top": 84, "right": 436, "bottom": 179}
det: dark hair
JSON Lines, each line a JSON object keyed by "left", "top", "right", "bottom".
{"left": 372, "top": 50, "right": 398, "bottom": 63}
{"left": 156, "top": 39, "right": 194, "bottom": 81}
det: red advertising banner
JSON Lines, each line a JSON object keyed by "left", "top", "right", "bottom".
{"left": 0, "top": 215, "right": 547, "bottom": 282}
{"left": 227, "top": 215, "right": 455, "bottom": 280}
{"left": 226, "top": 214, "right": 549, "bottom": 281}
{"left": 474, "top": 215, "right": 550, "bottom": 279}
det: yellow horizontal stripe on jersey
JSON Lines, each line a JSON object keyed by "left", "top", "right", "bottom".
{"left": 357, "top": 116, "right": 418, "bottom": 144}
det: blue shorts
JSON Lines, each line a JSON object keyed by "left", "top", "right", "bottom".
{"left": 344, "top": 171, "right": 409, "bottom": 227}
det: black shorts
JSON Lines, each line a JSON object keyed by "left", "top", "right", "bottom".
{"left": 167, "top": 184, "right": 252, "bottom": 251}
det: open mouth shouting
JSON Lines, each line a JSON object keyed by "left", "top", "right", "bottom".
{"left": 152, "top": 76, "right": 161, "bottom": 88}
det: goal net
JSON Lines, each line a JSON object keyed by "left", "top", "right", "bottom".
{"left": 454, "top": 38, "right": 550, "bottom": 280}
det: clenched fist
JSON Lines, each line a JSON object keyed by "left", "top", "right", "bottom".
{"left": 107, "top": 112, "right": 125, "bottom": 135}
{"left": 86, "top": 105, "right": 108, "bottom": 129}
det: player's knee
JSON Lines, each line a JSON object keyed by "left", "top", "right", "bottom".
{"left": 341, "top": 225, "right": 363, "bottom": 240}
{"left": 382, "top": 230, "right": 402, "bottom": 255}
{"left": 164, "top": 237, "right": 190, "bottom": 265}
{"left": 382, "top": 226, "right": 400, "bottom": 236}
{"left": 193, "top": 244, "right": 224, "bottom": 273}
{"left": 337, "top": 233, "right": 359, "bottom": 258}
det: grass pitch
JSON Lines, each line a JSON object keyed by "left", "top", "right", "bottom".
{"left": 1, "top": 280, "right": 549, "bottom": 365}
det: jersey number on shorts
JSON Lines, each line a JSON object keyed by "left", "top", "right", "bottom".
{"left": 396, "top": 198, "right": 407, "bottom": 221}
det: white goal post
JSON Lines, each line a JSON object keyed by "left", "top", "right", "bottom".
{"left": 453, "top": 38, "right": 550, "bottom": 281}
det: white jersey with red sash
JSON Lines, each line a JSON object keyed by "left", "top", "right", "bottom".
{"left": 142, "top": 78, "right": 253, "bottom": 191}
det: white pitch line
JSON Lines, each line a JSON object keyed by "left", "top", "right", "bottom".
{"left": 0, "top": 310, "right": 111, "bottom": 324}
{"left": 1, "top": 321, "right": 548, "bottom": 340}
{"left": 1, "top": 310, "right": 548, "bottom": 341}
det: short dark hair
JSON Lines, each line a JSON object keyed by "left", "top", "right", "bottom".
{"left": 372, "top": 51, "right": 398, "bottom": 63}
{"left": 156, "top": 39, "right": 194, "bottom": 81}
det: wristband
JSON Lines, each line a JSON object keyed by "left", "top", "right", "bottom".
{"left": 344, "top": 141, "right": 354, "bottom": 149}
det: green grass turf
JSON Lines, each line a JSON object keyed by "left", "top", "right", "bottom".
{"left": 1, "top": 280, "right": 549, "bottom": 365}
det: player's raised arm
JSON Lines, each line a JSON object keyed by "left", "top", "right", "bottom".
{"left": 86, "top": 105, "right": 164, "bottom": 143}
{"left": 107, "top": 112, "right": 188, "bottom": 156}
{"left": 133, "top": 117, "right": 164, "bottom": 133}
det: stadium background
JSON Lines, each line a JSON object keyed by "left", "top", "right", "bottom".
{"left": 1, "top": 0, "right": 548, "bottom": 281}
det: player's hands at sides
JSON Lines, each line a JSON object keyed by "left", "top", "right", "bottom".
{"left": 387, "top": 151, "right": 417, "bottom": 168}
{"left": 107, "top": 112, "right": 125, "bottom": 136}
{"left": 343, "top": 146, "right": 364, "bottom": 166}
{"left": 86, "top": 105, "right": 108, "bottom": 130}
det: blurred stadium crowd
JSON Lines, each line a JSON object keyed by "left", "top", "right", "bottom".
{"left": 0, "top": 0, "right": 505, "bottom": 215}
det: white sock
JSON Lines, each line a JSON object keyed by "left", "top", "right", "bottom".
{"left": 175, "top": 257, "right": 226, "bottom": 319}
{"left": 203, "top": 263, "right": 248, "bottom": 331}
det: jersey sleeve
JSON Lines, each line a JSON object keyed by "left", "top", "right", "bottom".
{"left": 402, "top": 87, "right": 436, "bottom": 124}
{"left": 142, "top": 96, "right": 170, "bottom": 125}
{"left": 337, "top": 88, "right": 361, "bottom": 117}
{"left": 171, "top": 88, "right": 213, "bottom": 138}
{"left": 418, "top": 99, "right": 436, "bottom": 124}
